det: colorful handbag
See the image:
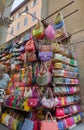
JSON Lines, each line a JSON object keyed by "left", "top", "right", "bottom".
{"left": 54, "top": 20, "right": 64, "bottom": 29}
{"left": 21, "top": 118, "right": 34, "bottom": 130}
{"left": 32, "top": 22, "right": 45, "bottom": 39}
{"left": 37, "top": 63, "right": 51, "bottom": 85}
{"left": 25, "top": 39, "right": 35, "bottom": 52}
{"left": 56, "top": 108, "right": 65, "bottom": 117}
{"left": 39, "top": 44, "right": 53, "bottom": 61}
{"left": 45, "top": 24, "right": 55, "bottom": 40}
{"left": 40, "top": 112, "right": 58, "bottom": 130}
{"left": 28, "top": 98, "right": 38, "bottom": 107}
{"left": 26, "top": 51, "right": 37, "bottom": 62}
{"left": 51, "top": 41, "right": 61, "bottom": 52}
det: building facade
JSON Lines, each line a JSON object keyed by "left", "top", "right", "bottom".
{"left": 6, "top": 0, "right": 42, "bottom": 42}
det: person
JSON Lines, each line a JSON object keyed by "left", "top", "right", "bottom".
{"left": 0, "top": 64, "right": 11, "bottom": 114}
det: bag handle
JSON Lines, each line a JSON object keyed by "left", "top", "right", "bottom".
{"left": 45, "top": 112, "right": 54, "bottom": 122}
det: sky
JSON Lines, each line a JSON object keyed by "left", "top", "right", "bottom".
{"left": 11, "top": 0, "right": 24, "bottom": 11}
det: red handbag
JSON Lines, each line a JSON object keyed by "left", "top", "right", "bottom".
{"left": 28, "top": 98, "right": 38, "bottom": 107}
{"left": 66, "top": 117, "right": 73, "bottom": 127}
{"left": 56, "top": 108, "right": 65, "bottom": 117}
{"left": 25, "top": 39, "right": 35, "bottom": 52}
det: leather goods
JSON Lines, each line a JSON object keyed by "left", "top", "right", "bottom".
{"left": 40, "top": 112, "right": 58, "bottom": 130}
{"left": 37, "top": 63, "right": 51, "bottom": 85}
{"left": 64, "top": 108, "right": 70, "bottom": 115}
{"left": 25, "top": 39, "right": 35, "bottom": 52}
{"left": 23, "top": 33, "right": 31, "bottom": 42}
{"left": 26, "top": 51, "right": 37, "bottom": 62}
{"left": 39, "top": 44, "right": 53, "bottom": 61}
{"left": 21, "top": 118, "right": 34, "bottom": 130}
{"left": 54, "top": 20, "right": 64, "bottom": 29}
{"left": 28, "top": 98, "right": 38, "bottom": 107}
{"left": 45, "top": 24, "right": 55, "bottom": 40}
{"left": 32, "top": 22, "right": 45, "bottom": 39}
{"left": 56, "top": 108, "right": 65, "bottom": 117}
{"left": 58, "top": 121, "right": 64, "bottom": 130}
{"left": 51, "top": 42, "right": 61, "bottom": 52}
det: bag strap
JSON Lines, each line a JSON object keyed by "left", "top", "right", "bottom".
{"left": 45, "top": 112, "right": 54, "bottom": 122}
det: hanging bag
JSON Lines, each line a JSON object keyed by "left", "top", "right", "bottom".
{"left": 45, "top": 24, "right": 55, "bottom": 40}
{"left": 32, "top": 21, "right": 45, "bottom": 39}
{"left": 37, "top": 63, "right": 51, "bottom": 85}
{"left": 25, "top": 39, "right": 35, "bottom": 52}
{"left": 41, "top": 112, "right": 58, "bottom": 130}
{"left": 39, "top": 44, "right": 53, "bottom": 61}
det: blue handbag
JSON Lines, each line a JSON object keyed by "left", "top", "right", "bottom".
{"left": 21, "top": 119, "right": 34, "bottom": 130}
{"left": 58, "top": 121, "right": 64, "bottom": 130}
{"left": 54, "top": 20, "right": 64, "bottom": 29}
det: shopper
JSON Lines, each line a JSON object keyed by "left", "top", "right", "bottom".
{"left": 0, "top": 64, "right": 11, "bottom": 114}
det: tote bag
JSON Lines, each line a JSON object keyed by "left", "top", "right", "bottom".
{"left": 40, "top": 112, "right": 58, "bottom": 130}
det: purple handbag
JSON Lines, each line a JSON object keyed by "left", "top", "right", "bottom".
{"left": 39, "top": 44, "right": 53, "bottom": 61}
{"left": 39, "top": 52, "right": 53, "bottom": 61}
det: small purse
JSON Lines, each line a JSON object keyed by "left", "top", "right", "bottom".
{"left": 39, "top": 44, "right": 53, "bottom": 61}
{"left": 45, "top": 24, "right": 55, "bottom": 40}
{"left": 28, "top": 98, "right": 38, "bottom": 107}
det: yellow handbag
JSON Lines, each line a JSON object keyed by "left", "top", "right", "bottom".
{"left": 11, "top": 115, "right": 19, "bottom": 130}
{"left": 22, "top": 99, "right": 31, "bottom": 111}
{"left": 1, "top": 112, "right": 7, "bottom": 124}
{"left": 54, "top": 63, "right": 62, "bottom": 69}
{"left": 51, "top": 42, "right": 61, "bottom": 52}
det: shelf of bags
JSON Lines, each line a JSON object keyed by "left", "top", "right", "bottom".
{"left": 55, "top": 91, "right": 80, "bottom": 96}
{"left": 52, "top": 67, "right": 78, "bottom": 73}
{"left": 52, "top": 83, "right": 79, "bottom": 86}
{"left": 53, "top": 51, "right": 73, "bottom": 59}
{"left": 56, "top": 111, "right": 81, "bottom": 120}
{"left": 3, "top": 105, "right": 33, "bottom": 112}
{"left": 52, "top": 75, "right": 77, "bottom": 79}
{"left": 52, "top": 59, "right": 77, "bottom": 67}
{"left": 56, "top": 101, "right": 80, "bottom": 108}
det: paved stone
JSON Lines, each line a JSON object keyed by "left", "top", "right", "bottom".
{"left": 71, "top": 124, "right": 84, "bottom": 130}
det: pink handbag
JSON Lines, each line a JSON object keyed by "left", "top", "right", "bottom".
{"left": 45, "top": 25, "right": 55, "bottom": 40}
{"left": 42, "top": 88, "right": 57, "bottom": 109}
{"left": 41, "top": 112, "right": 58, "bottom": 130}
{"left": 56, "top": 108, "right": 65, "bottom": 117}
{"left": 28, "top": 98, "right": 38, "bottom": 107}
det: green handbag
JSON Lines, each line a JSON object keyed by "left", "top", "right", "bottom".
{"left": 54, "top": 13, "right": 63, "bottom": 24}
{"left": 70, "top": 59, "right": 74, "bottom": 65}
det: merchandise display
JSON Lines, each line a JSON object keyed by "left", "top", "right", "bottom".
{"left": 0, "top": 13, "right": 83, "bottom": 130}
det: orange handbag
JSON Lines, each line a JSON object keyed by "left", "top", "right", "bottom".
{"left": 40, "top": 112, "right": 58, "bottom": 130}
{"left": 25, "top": 39, "right": 35, "bottom": 52}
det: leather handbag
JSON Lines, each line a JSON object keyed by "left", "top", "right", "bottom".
{"left": 56, "top": 108, "right": 65, "bottom": 117}
{"left": 37, "top": 63, "right": 51, "bottom": 85}
{"left": 25, "top": 39, "right": 35, "bottom": 52}
{"left": 51, "top": 41, "right": 61, "bottom": 52}
{"left": 64, "top": 108, "right": 70, "bottom": 115}
{"left": 40, "top": 112, "right": 58, "bottom": 130}
{"left": 28, "top": 98, "right": 38, "bottom": 107}
{"left": 21, "top": 118, "right": 34, "bottom": 130}
{"left": 54, "top": 20, "right": 64, "bottom": 29}
{"left": 54, "top": 13, "right": 63, "bottom": 24}
{"left": 39, "top": 44, "right": 53, "bottom": 61}
{"left": 57, "top": 121, "right": 64, "bottom": 130}
{"left": 32, "top": 22, "right": 45, "bottom": 39}
{"left": 24, "top": 87, "right": 32, "bottom": 98}
{"left": 42, "top": 88, "right": 57, "bottom": 109}
{"left": 45, "top": 24, "right": 55, "bottom": 40}
{"left": 26, "top": 51, "right": 37, "bottom": 62}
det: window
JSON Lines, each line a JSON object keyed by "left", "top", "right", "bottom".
{"left": 10, "top": 27, "right": 14, "bottom": 34}
{"left": 25, "top": 5, "right": 28, "bottom": 11}
{"left": 24, "top": 17, "right": 28, "bottom": 26}
{"left": 32, "top": 12, "right": 36, "bottom": 21}
{"left": 17, "top": 22, "right": 20, "bottom": 30}
{"left": 18, "top": 11, "right": 21, "bottom": 18}
{"left": 33, "top": 0, "right": 38, "bottom": 7}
